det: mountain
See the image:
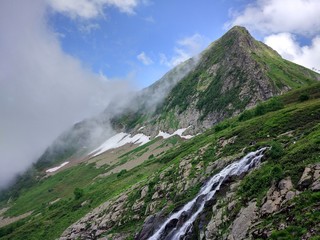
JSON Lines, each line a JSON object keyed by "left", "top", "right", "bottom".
{"left": 0, "top": 26, "right": 320, "bottom": 240}
{"left": 112, "top": 26, "right": 319, "bottom": 135}
{"left": 34, "top": 26, "right": 319, "bottom": 171}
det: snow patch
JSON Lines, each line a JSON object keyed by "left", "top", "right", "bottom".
{"left": 138, "top": 126, "right": 145, "bottom": 131}
{"left": 156, "top": 128, "right": 194, "bottom": 140}
{"left": 90, "top": 132, "right": 150, "bottom": 157}
{"left": 46, "top": 162, "right": 69, "bottom": 173}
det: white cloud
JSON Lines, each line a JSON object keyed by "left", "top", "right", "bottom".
{"left": 0, "top": 0, "right": 130, "bottom": 188}
{"left": 160, "top": 33, "right": 209, "bottom": 67}
{"left": 47, "top": 0, "right": 142, "bottom": 19}
{"left": 79, "top": 23, "right": 100, "bottom": 34}
{"left": 144, "top": 16, "right": 155, "bottom": 23}
{"left": 137, "top": 51, "right": 153, "bottom": 65}
{"left": 264, "top": 33, "right": 320, "bottom": 72}
{"left": 228, "top": 0, "right": 320, "bottom": 36}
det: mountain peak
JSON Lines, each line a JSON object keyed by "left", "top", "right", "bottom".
{"left": 215, "top": 25, "right": 256, "bottom": 52}
{"left": 227, "top": 25, "right": 250, "bottom": 35}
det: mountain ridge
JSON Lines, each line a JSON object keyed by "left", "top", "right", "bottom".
{"left": 0, "top": 26, "right": 320, "bottom": 240}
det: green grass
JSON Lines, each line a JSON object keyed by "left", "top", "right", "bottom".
{"left": 0, "top": 159, "right": 162, "bottom": 240}
{"left": 1, "top": 83, "right": 320, "bottom": 239}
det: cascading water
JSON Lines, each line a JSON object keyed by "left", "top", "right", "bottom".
{"left": 148, "top": 147, "right": 267, "bottom": 240}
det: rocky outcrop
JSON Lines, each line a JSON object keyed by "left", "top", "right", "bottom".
{"left": 228, "top": 201, "right": 257, "bottom": 240}
{"left": 260, "top": 177, "right": 298, "bottom": 216}
{"left": 60, "top": 155, "right": 320, "bottom": 240}
{"left": 298, "top": 163, "right": 320, "bottom": 191}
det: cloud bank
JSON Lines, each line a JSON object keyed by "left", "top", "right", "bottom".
{"left": 0, "top": 0, "right": 130, "bottom": 189}
{"left": 227, "top": 0, "right": 320, "bottom": 72}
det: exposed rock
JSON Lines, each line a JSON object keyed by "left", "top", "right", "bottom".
{"left": 311, "top": 181, "right": 320, "bottom": 191}
{"left": 205, "top": 206, "right": 224, "bottom": 239}
{"left": 298, "top": 167, "right": 313, "bottom": 189}
{"left": 298, "top": 164, "right": 320, "bottom": 191}
{"left": 261, "top": 177, "right": 297, "bottom": 215}
{"left": 228, "top": 201, "right": 257, "bottom": 240}
{"left": 135, "top": 210, "right": 167, "bottom": 240}
{"left": 218, "top": 136, "right": 237, "bottom": 148}
{"left": 140, "top": 186, "right": 149, "bottom": 199}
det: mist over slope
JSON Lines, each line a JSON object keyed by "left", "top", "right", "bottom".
{"left": 8, "top": 26, "right": 318, "bottom": 186}
{"left": 0, "top": 0, "right": 133, "bottom": 189}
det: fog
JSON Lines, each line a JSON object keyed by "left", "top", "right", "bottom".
{"left": 0, "top": 0, "right": 131, "bottom": 189}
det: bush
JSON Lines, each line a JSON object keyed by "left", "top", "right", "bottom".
{"left": 117, "top": 169, "right": 127, "bottom": 177}
{"left": 268, "top": 141, "right": 285, "bottom": 160}
{"left": 255, "top": 103, "right": 266, "bottom": 116}
{"left": 299, "top": 94, "right": 309, "bottom": 102}
{"left": 238, "top": 110, "right": 254, "bottom": 121}
{"left": 73, "top": 187, "right": 84, "bottom": 200}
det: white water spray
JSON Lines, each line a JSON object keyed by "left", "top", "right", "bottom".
{"left": 148, "top": 147, "right": 267, "bottom": 240}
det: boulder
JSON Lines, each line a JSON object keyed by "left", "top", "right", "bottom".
{"left": 298, "top": 167, "right": 313, "bottom": 189}
{"left": 228, "top": 201, "right": 257, "bottom": 240}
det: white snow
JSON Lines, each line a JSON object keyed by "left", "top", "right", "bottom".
{"left": 156, "top": 127, "right": 194, "bottom": 140}
{"left": 138, "top": 126, "right": 145, "bottom": 131}
{"left": 90, "top": 132, "right": 150, "bottom": 157}
{"left": 46, "top": 161, "right": 69, "bottom": 173}
{"left": 89, "top": 127, "right": 194, "bottom": 158}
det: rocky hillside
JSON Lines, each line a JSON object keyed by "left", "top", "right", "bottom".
{"left": 1, "top": 82, "right": 319, "bottom": 240}
{"left": 114, "top": 26, "right": 319, "bottom": 136}
{"left": 0, "top": 26, "right": 320, "bottom": 240}
{"left": 33, "top": 26, "right": 319, "bottom": 172}
{"left": 60, "top": 83, "right": 320, "bottom": 240}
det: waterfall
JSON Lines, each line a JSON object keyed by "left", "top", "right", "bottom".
{"left": 148, "top": 147, "right": 267, "bottom": 240}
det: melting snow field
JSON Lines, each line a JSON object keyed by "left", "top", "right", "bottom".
{"left": 46, "top": 162, "right": 69, "bottom": 173}
{"left": 89, "top": 128, "right": 194, "bottom": 157}
{"left": 156, "top": 128, "right": 194, "bottom": 140}
{"left": 90, "top": 133, "right": 151, "bottom": 157}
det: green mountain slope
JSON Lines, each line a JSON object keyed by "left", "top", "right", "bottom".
{"left": 113, "top": 26, "right": 319, "bottom": 135}
{"left": 27, "top": 26, "right": 319, "bottom": 172}
{"left": 0, "top": 83, "right": 319, "bottom": 240}
{"left": 1, "top": 26, "right": 320, "bottom": 240}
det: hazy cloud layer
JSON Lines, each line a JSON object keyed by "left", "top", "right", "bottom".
{"left": 0, "top": 0, "right": 130, "bottom": 189}
{"left": 47, "top": 0, "right": 144, "bottom": 19}
{"left": 160, "top": 33, "right": 209, "bottom": 67}
{"left": 227, "top": 0, "right": 320, "bottom": 72}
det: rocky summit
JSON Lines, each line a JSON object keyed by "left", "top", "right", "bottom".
{"left": 0, "top": 27, "right": 320, "bottom": 240}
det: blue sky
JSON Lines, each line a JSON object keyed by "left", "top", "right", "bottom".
{"left": 46, "top": 0, "right": 320, "bottom": 88}
{"left": 0, "top": 0, "right": 320, "bottom": 187}
{"left": 48, "top": 0, "right": 253, "bottom": 88}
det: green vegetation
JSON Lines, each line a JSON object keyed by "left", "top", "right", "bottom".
{"left": 73, "top": 188, "right": 84, "bottom": 200}
{"left": 0, "top": 159, "right": 162, "bottom": 240}
{"left": 1, "top": 82, "right": 320, "bottom": 239}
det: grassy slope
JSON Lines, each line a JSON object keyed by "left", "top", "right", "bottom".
{"left": 1, "top": 83, "right": 320, "bottom": 239}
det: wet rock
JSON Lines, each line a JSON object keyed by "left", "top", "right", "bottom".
{"left": 205, "top": 206, "right": 224, "bottom": 239}
{"left": 135, "top": 210, "right": 167, "bottom": 240}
